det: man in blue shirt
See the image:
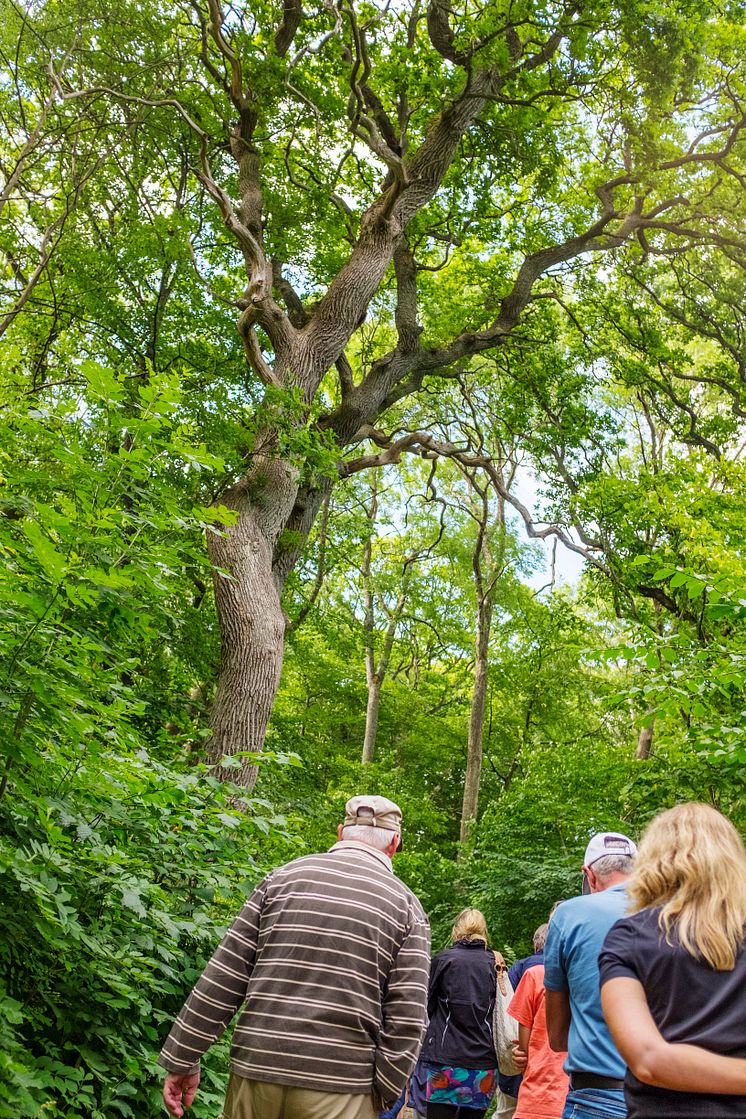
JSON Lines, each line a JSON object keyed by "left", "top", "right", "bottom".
{"left": 544, "top": 832, "right": 636, "bottom": 1119}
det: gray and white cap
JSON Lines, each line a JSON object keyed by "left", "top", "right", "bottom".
{"left": 583, "top": 831, "right": 637, "bottom": 867}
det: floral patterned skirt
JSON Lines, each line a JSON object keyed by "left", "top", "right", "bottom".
{"left": 424, "top": 1064, "right": 497, "bottom": 1109}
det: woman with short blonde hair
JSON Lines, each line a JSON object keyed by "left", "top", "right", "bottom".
{"left": 417, "top": 907, "right": 498, "bottom": 1118}
{"left": 600, "top": 803, "right": 746, "bottom": 1117}
{"left": 451, "top": 908, "right": 490, "bottom": 945}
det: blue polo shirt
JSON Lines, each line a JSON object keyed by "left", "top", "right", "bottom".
{"left": 543, "top": 884, "right": 629, "bottom": 1078}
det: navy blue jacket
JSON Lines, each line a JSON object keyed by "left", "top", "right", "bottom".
{"left": 420, "top": 939, "right": 497, "bottom": 1069}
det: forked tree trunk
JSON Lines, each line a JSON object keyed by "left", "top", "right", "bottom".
{"left": 204, "top": 457, "right": 299, "bottom": 787}
{"left": 460, "top": 596, "right": 493, "bottom": 845}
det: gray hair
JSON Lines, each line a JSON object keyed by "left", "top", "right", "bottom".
{"left": 341, "top": 824, "right": 398, "bottom": 851}
{"left": 592, "top": 854, "right": 634, "bottom": 880}
{"left": 533, "top": 923, "right": 549, "bottom": 952}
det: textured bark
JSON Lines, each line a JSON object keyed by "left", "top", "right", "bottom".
{"left": 204, "top": 454, "right": 299, "bottom": 785}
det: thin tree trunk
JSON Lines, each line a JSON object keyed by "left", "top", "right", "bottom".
{"left": 460, "top": 596, "right": 493, "bottom": 845}
{"left": 361, "top": 477, "right": 378, "bottom": 764}
{"left": 362, "top": 678, "right": 383, "bottom": 765}
{"left": 636, "top": 722, "right": 654, "bottom": 759}
{"left": 458, "top": 463, "right": 506, "bottom": 848}
{"left": 361, "top": 592, "right": 406, "bottom": 764}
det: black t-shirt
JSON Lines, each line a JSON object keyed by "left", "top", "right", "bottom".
{"left": 599, "top": 907, "right": 746, "bottom": 1119}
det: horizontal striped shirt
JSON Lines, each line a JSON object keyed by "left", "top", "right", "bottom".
{"left": 158, "top": 841, "right": 430, "bottom": 1100}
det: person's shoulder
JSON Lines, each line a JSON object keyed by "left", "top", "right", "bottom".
{"left": 550, "top": 894, "right": 589, "bottom": 925}
{"left": 432, "top": 944, "right": 455, "bottom": 963}
{"left": 615, "top": 905, "right": 659, "bottom": 934}
{"left": 268, "top": 848, "right": 361, "bottom": 885}
{"left": 561, "top": 884, "right": 630, "bottom": 914}
{"left": 603, "top": 905, "right": 659, "bottom": 947}
{"left": 518, "top": 961, "right": 544, "bottom": 991}
{"left": 394, "top": 874, "right": 425, "bottom": 904}
{"left": 273, "top": 850, "right": 329, "bottom": 875}
{"left": 400, "top": 884, "right": 430, "bottom": 929}
{"left": 600, "top": 907, "right": 662, "bottom": 972}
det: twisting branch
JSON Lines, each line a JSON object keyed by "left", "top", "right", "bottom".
{"left": 272, "top": 260, "right": 309, "bottom": 327}
{"left": 303, "top": 2, "right": 580, "bottom": 392}
{"left": 318, "top": 174, "right": 729, "bottom": 447}
{"left": 236, "top": 309, "right": 283, "bottom": 387}
{"left": 288, "top": 0, "right": 342, "bottom": 68}
{"left": 343, "top": 1, "right": 407, "bottom": 180}
{"left": 426, "top": 0, "right": 471, "bottom": 66}
{"left": 336, "top": 352, "right": 355, "bottom": 398}
{"left": 339, "top": 425, "right": 611, "bottom": 576}
{"left": 205, "top": 0, "right": 246, "bottom": 106}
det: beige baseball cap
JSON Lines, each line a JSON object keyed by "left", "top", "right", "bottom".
{"left": 344, "top": 795, "right": 402, "bottom": 839}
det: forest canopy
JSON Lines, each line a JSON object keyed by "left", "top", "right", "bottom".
{"left": 1, "top": 0, "right": 746, "bottom": 1114}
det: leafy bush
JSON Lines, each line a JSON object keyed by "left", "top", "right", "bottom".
{"left": 0, "top": 363, "right": 295, "bottom": 1116}
{"left": 0, "top": 752, "right": 293, "bottom": 1118}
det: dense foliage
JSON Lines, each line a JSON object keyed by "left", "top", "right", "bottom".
{"left": 2, "top": 0, "right": 746, "bottom": 1114}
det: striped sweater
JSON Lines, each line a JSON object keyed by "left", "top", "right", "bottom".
{"left": 158, "top": 840, "right": 431, "bottom": 1101}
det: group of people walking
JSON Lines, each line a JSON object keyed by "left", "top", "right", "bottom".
{"left": 159, "top": 796, "right": 746, "bottom": 1119}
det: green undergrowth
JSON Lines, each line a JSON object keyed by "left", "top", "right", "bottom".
{"left": 0, "top": 754, "right": 294, "bottom": 1119}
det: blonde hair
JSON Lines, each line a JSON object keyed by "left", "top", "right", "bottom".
{"left": 451, "top": 908, "right": 489, "bottom": 944}
{"left": 628, "top": 803, "right": 746, "bottom": 971}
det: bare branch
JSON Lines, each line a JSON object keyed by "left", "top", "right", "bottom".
{"left": 339, "top": 426, "right": 611, "bottom": 576}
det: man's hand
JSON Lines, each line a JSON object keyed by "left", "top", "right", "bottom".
{"left": 511, "top": 1043, "right": 528, "bottom": 1072}
{"left": 163, "top": 1071, "right": 200, "bottom": 1117}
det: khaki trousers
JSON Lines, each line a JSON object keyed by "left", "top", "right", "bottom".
{"left": 220, "top": 1073, "right": 379, "bottom": 1119}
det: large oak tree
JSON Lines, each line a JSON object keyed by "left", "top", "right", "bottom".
{"left": 3, "top": 0, "right": 745, "bottom": 784}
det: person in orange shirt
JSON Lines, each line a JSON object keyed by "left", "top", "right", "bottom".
{"left": 509, "top": 950, "right": 569, "bottom": 1119}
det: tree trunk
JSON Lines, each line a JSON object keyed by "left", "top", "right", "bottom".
{"left": 362, "top": 677, "right": 382, "bottom": 765}
{"left": 203, "top": 456, "right": 298, "bottom": 787}
{"left": 460, "top": 596, "right": 493, "bottom": 846}
{"left": 636, "top": 722, "right": 654, "bottom": 760}
{"left": 361, "top": 591, "right": 407, "bottom": 765}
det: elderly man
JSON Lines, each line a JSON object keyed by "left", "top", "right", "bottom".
{"left": 159, "top": 795, "right": 430, "bottom": 1119}
{"left": 544, "top": 831, "right": 637, "bottom": 1119}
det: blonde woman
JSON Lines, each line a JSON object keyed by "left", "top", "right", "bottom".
{"left": 599, "top": 803, "right": 746, "bottom": 1118}
{"left": 416, "top": 908, "right": 499, "bottom": 1119}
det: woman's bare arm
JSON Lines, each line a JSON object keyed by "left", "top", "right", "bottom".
{"left": 602, "top": 977, "right": 746, "bottom": 1094}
